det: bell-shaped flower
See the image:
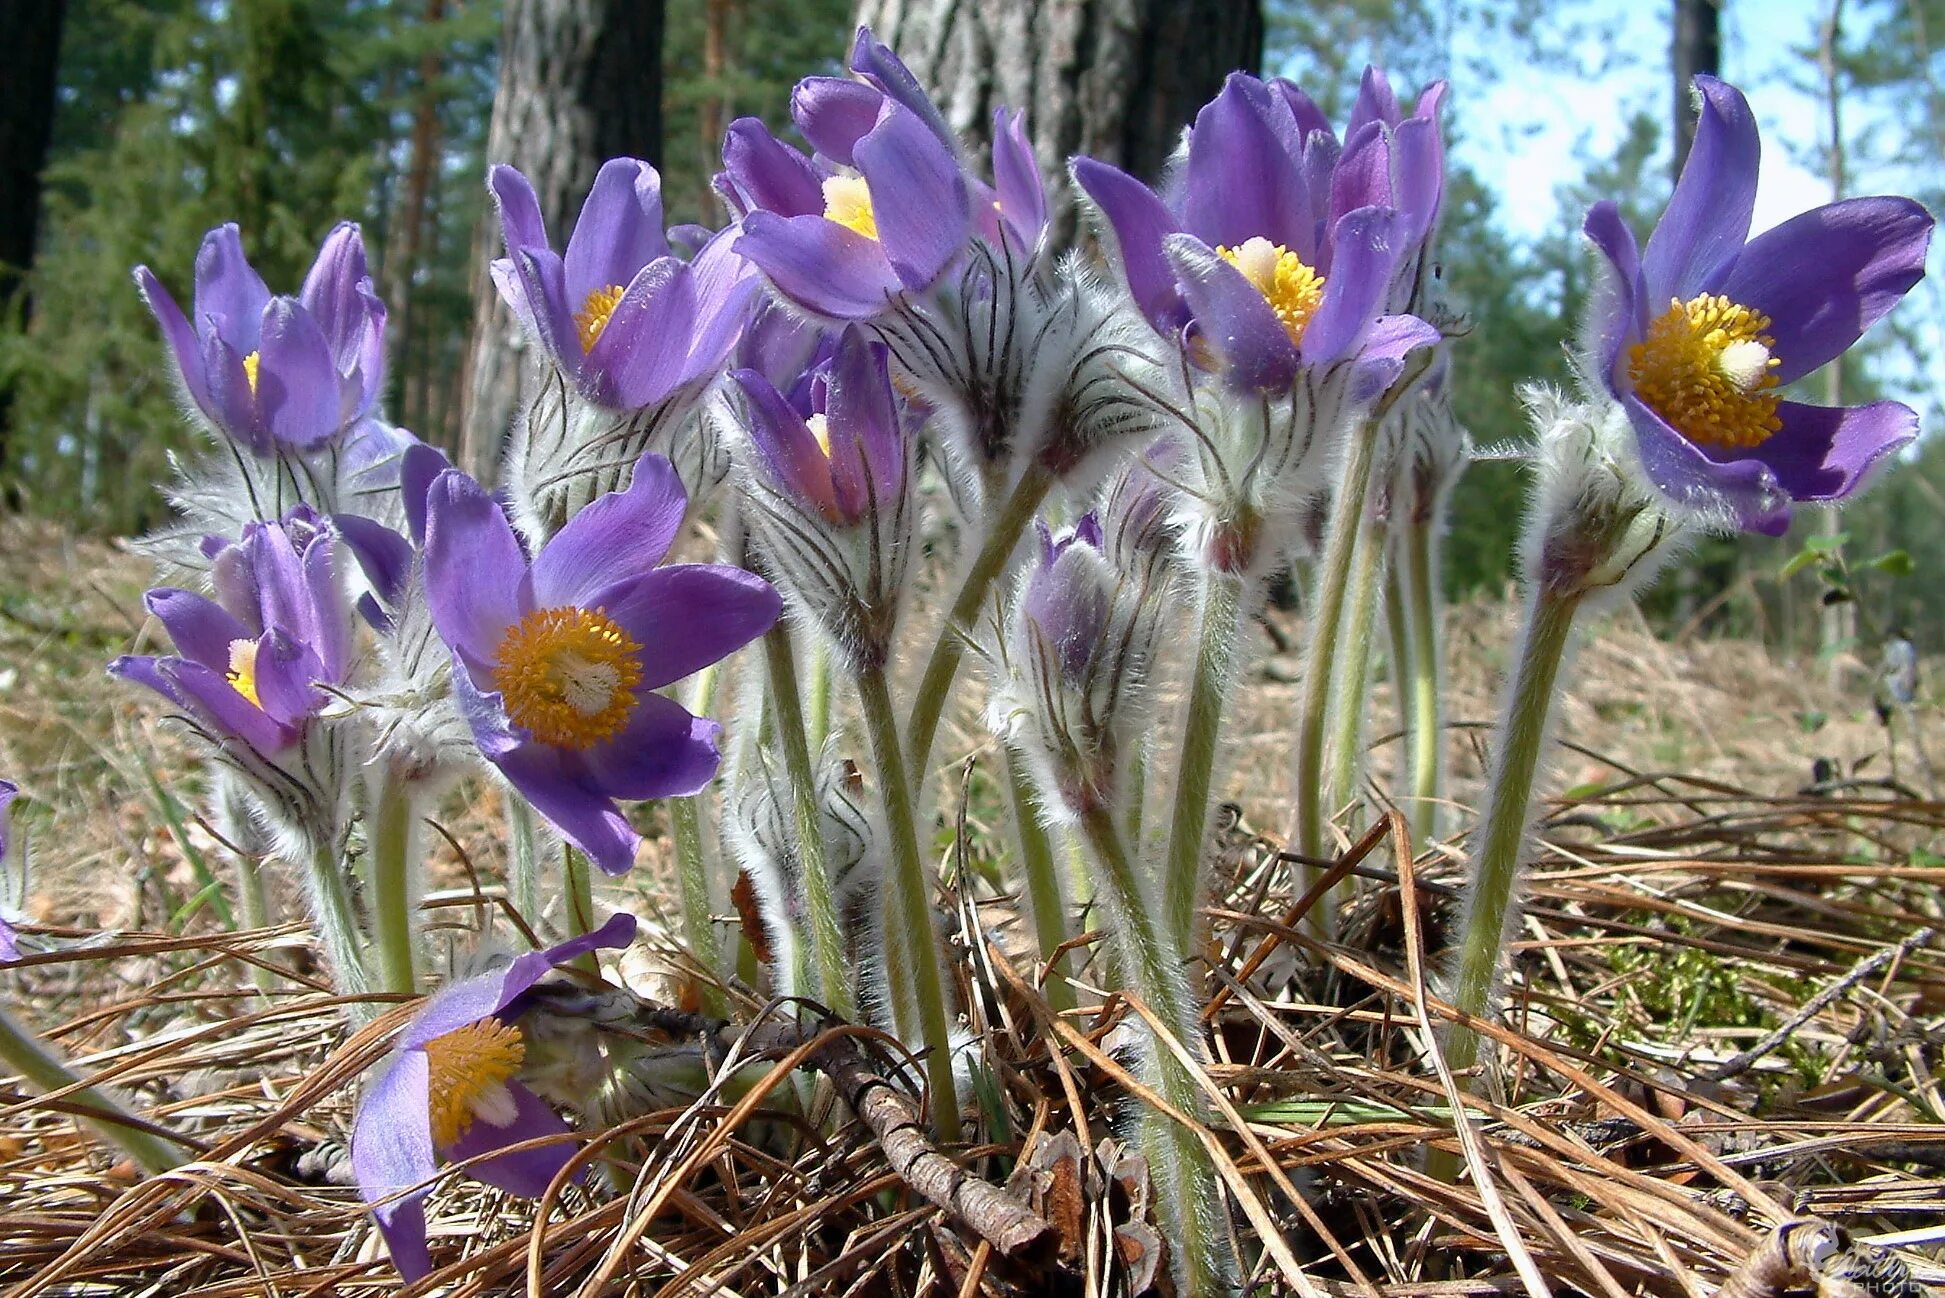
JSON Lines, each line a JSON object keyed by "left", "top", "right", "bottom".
{"left": 729, "top": 327, "right": 913, "bottom": 666}
{"left": 727, "top": 28, "right": 981, "bottom": 320}
{"left": 350, "top": 913, "right": 637, "bottom": 1281}
{"left": 1584, "top": 75, "right": 1933, "bottom": 534}
{"left": 1075, "top": 71, "right": 1439, "bottom": 394}
{"left": 424, "top": 455, "right": 780, "bottom": 874}
{"left": 489, "top": 158, "right": 758, "bottom": 413}
{"left": 134, "top": 222, "right": 387, "bottom": 454}
{"left": 110, "top": 508, "right": 355, "bottom": 758}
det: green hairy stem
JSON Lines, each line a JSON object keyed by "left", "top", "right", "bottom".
{"left": 1162, "top": 571, "right": 1246, "bottom": 954}
{"left": 506, "top": 796, "right": 541, "bottom": 926}
{"left": 365, "top": 772, "right": 421, "bottom": 996}
{"left": 1405, "top": 518, "right": 1445, "bottom": 843}
{"left": 1445, "top": 586, "right": 1583, "bottom": 1082}
{"left": 859, "top": 665, "right": 964, "bottom": 1143}
{"left": 562, "top": 844, "right": 600, "bottom": 978}
{"left": 0, "top": 1005, "right": 184, "bottom": 1174}
{"left": 1004, "top": 752, "right": 1074, "bottom": 1015}
{"left": 1322, "top": 508, "right": 1389, "bottom": 870}
{"left": 303, "top": 837, "right": 373, "bottom": 1013}
{"left": 671, "top": 665, "right": 724, "bottom": 1014}
{"left": 764, "top": 625, "right": 855, "bottom": 1018}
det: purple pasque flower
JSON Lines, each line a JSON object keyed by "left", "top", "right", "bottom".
{"left": 489, "top": 158, "right": 758, "bottom": 413}
{"left": 424, "top": 454, "right": 780, "bottom": 874}
{"left": 110, "top": 508, "right": 355, "bottom": 757}
{"left": 351, "top": 913, "right": 636, "bottom": 1282}
{"left": 1333, "top": 67, "right": 1447, "bottom": 310}
{"left": 1584, "top": 75, "right": 1933, "bottom": 535}
{"left": 1074, "top": 71, "right": 1439, "bottom": 393}
{"left": 134, "top": 222, "right": 387, "bottom": 454}
{"left": 726, "top": 28, "right": 994, "bottom": 320}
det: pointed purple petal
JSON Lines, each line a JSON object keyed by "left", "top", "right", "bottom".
{"left": 854, "top": 102, "right": 971, "bottom": 292}
{"left": 1270, "top": 78, "right": 1332, "bottom": 143}
{"left": 166, "top": 658, "right": 298, "bottom": 753}
{"left": 1330, "top": 122, "right": 1393, "bottom": 225}
{"left": 400, "top": 443, "right": 453, "bottom": 549}
{"left": 509, "top": 248, "right": 579, "bottom": 377}
{"left": 1348, "top": 66, "right": 1403, "bottom": 136}
{"left": 1723, "top": 398, "right": 1917, "bottom": 504}
{"left": 529, "top": 453, "right": 688, "bottom": 608}
{"left": 1644, "top": 75, "right": 1760, "bottom": 299}
{"left": 424, "top": 469, "right": 526, "bottom": 671}
{"left": 736, "top": 211, "right": 902, "bottom": 320}
{"left": 402, "top": 912, "right": 639, "bottom": 1048}
{"left": 299, "top": 223, "right": 380, "bottom": 378}
{"left": 1164, "top": 233, "right": 1301, "bottom": 391}
{"left": 1072, "top": 158, "right": 1185, "bottom": 331}
{"left": 732, "top": 368, "right": 841, "bottom": 517}
{"left": 1184, "top": 74, "right": 1313, "bottom": 256}
{"left": 792, "top": 76, "right": 885, "bottom": 168}
{"left": 1716, "top": 195, "right": 1934, "bottom": 385}
{"left": 249, "top": 630, "right": 325, "bottom": 728}
{"left": 585, "top": 690, "right": 723, "bottom": 805}
{"left": 193, "top": 224, "right": 270, "bottom": 352}
{"left": 564, "top": 158, "right": 669, "bottom": 308}
{"left": 993, "top": 107, "right": 1048, "bottom": 250}
{"left": 352, "top": 1048, "right": 437, "bottom": 1282}
{"left": 134, "top": 266, "right": 212, "bottom": 413}
{"left": 580, "top": 256, "right": 694, "bottom": 410}
{"left": 1584, "top": 200, "right": 1647, "bottom": 387}
{"left": 824, "top": 327, "right": 902, "bottom": 514}
{"left": 493, "top": 745, "right": 643, "bottom": 875}
{"left": 203, "top": 333, "right": 269, "bottom": 454}
{"left": 1621, "top": 393, "right": 1790, "bottom": 533}
{"left": 722, "top": 118, "right": 826, "bottom": 216}
{"left": 598, "top": 564, "right": 782, "bottom": 691}
{"left": 673, "top": 228, "right": 759, "bottom": 389}
{"left": 490, "top": 164, "right": 551, "bottom": 255}
{"left": 144, "top": 589, "right": 250, "bottom": 669}
{"left": 334, "top": 511, "right": 412, "bottom": 608}
{"left": 849, "top": 27, "right": 957, "bottom": 152}
{"left": 1303, "top": 207, "right": 1405, "bottom": 365}
{"left": 256, "top": 298, "right": 345, "bottom": 449}
{"left": 445, "top": 1081, "right": 580, "bottom": 1196}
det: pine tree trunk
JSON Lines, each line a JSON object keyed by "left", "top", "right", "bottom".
{"left": 457, "top": 0, "right": 665, "bottom": 481}
{"left": 385, "top": 0, "right": 447, "bottom": 439}
{"left": 1670, "top": 0, "right": 1720, "bottom": 177}
{"left": 0, "top": 0, "right": 67, "bottom": 478}
{"left": 855, "top": 0, "right": 1263, "bottom": 249}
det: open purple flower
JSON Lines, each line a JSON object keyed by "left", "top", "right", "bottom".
{"left": 1074, "top": 71, "right": 1439, "bottom": 392}
{"left": 110, "top": 509, "right": 354, "bottom": 757}
{"left": 1584, "top": 75, "right": 1933, "bottom": 534}
{"left": 727, "top": 28, "right": 980, "bottom": 320}
{"left": 424, "top": 455, "right": 780, "bottom": 874}
{"left": 351, "top": 913, "right": 636, "bottom": 1281}
{"left": 489, "top": 158, "right": 758, "bottom": 412}
{"left": 134, "top": 222, "right": 387, "bottom": 454}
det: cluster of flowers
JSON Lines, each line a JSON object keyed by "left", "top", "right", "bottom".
{"left": 11, "top": 27, "right": 1918, "bottom": 1294}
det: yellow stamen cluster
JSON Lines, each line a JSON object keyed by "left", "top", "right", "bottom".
{"left": 1627, "top": 293, "right": 1783, "bottom": 449}
{"left": 242, "top": 350, "right": 262, "bottom": 396}
{"left": 423, "top": 1019, "right": 526, "bottom": 1148}
{"left": 575, "top": 284, "right": 627, "bottom": 354}
{"left": 1216, "top": 237, "right": 1327, "bottom": 347}
{"left": 822, "top": 175, "right": 879, "bottom": 241}
{"left": 805, "top": 413, "right": 833, "bottom": 457}
{"left": 226, "top": 638, "right": 262, "bottom": 708}
{"left": 491, "top": 606, "right": 643, "bottom": 749}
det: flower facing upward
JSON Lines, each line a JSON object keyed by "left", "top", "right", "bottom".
{"left": 110, "top": 509, "right": 355, "bottom": 758}
{"left": 351, "top": 914, "right": 637, "bottom": 1281}
{"left": 134, "top": 222, "right": 387, "bottom": 454}
{"left": 423, "top": 455, "right": 780, "bottom": 874}
{"left": 1585, "top": 75, "right": 1934, "bottom": 534}
{"left": 488, "top": 158, "right": 758, "bottom": 412}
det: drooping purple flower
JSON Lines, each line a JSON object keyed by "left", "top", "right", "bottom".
{"left": 134, "top": 222, "right": 387, "bottom": 454}
{"left": 110, "top": 509, "right": 355, "bottom": 757}
{"left": 1585, "top": 75, "right": 1933, "bottom": 535}
{"left": 489, "top": 159, "right": 759, "bottom": 412}
{"left": 731, "top": 326, "right": 905, "bottom": 528}
{"left": 0, "top": 781, "right": 17, "bottom": 963}
{"left": 351, "top": 913, "right": 636, "bottom": 1281}
{"left": 728, "top": 28, "right": 1007, "bottom": 320}
{"left": 423, "top": 455, "right": 780, "bottom": 874}
{"left": 1074, "top": 71, "right": 1440, "bottom": 392}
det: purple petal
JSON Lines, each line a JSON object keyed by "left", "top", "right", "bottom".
{"left": 564, "top": 158, "right": 669, "bottom": 308}
{"left": 144, "top": 588, "right": 250, "bottom": 670}
{"left": 1583, "top": 201, "right": 1647, "bottom": 386}
{"left": 1164, "top": 234, "right": 1301, "bottom": 391}
{"left": 399, "top": 443, "right": 452, "bottom": 549}
{"left": 203, "top": 333, "right": 269, "bottom": 454}
{"left": 493, "top": 744, "right": 643, "bottom": 874}
{"left": 1303, "top": 206, "right": 1405, "bottom": 365}
{"left": 299, "top": 223, "right": 378, "bottom": 377}
{"left": 722, "top": 118, "right": 826, "bottom": 217}
{"left": 490, "top": 164, "right": 551, "bottom": 255}
{"left": 1330, "top": 122, "right": 1394, "bottom": 224}
{"left": 255, "top": 298, "right": 345, "bottom": 449}
{"left": 1072, "top": 158, "right": 1186, "bottom": 331}
{"left": 249, "top": 629, "right": 326, "bottom": 729}
{"left": 424, "top": 469, "right": 527, "bottom": 671}
{"left": 165, "top": 658, "right": 298, "bottom": 753}
{"left": 193, "top": 224, "right": 270, "bottom": 352}
{"left": 581, "top": 256, "right": 694, "bottom": 410}
{"left": 298, "top": 528, "right": 351, "bottom": 681}
{"left": 1391, "top": 116, "right": 1444, "bottom": 247}
{"left": 1644, "top": 75, "right": 1760, "bottom": 299}
{"left": 792, "top": 76, "right": 886, "bottom": 168}
{"left": 451, "top": 659, "right": 525, "bottom": 760}
{"left": 673, "top": 228, "right": 760, "bottom": 389}
{"left": 108, "top": 654, "right": 192, "bottom": 713}
{"left": 1270, "top": 78, "right": 1332, "bottom": 143}
{"left": 824, "top": 327, "right": 903, "bottom": 513}
{"left": 402, "top": 912, "right": 639, "bottom": 1047}
{"left": 1347, "top": 66, "right": 1403, "bottom": 137}
{"left": 509, "top": 248, "right": 579, "bottom": 376}
{"left": 598, "top": 564, "right": 782, "bottom": 691}
{"left": 848, "top": 27, "right": 958, "bottom": 152}
{"left": 732, "top": 368, "right": 841, "bottom": 517}
{"left": 444, "top": 1081, "right": 579, "bottom": 1196}
{"left": 1621, "top": 393, "right": 1790, "bottom": 533}
{"left": 585, "top": 690, "right": 723, "bottom": 804}
{"left": 529, "top": 453, "right": 688, "bottom": 608}
{"left": 992, "top": 107, "right": 1048, "bottom": 250}
{"left": 1724, "top": 398, "right": 1917, "bottom": 505}
{"left": 352, "top": 1048, "right": 437, "bottom": 1282}
{"left": 1716, "top": 195, "right": 1934, "bottom": 385}
{"left": 736, "top": 211, "right": 902, "bottom": 320}
{"left": 0, "top": 780, "right": 15, "bottom": 868}
{"left": 854, "top": 102, "right": 971, "bottom": 292}
{"left": 133, "top": 266, "right": 211, "bottom": 414}
{"left": 241, "top": 521, "right": 314, "bottom": 646}
{"left": 1184, "top": 74, "right": 1313, "bottom": 257}
{"left": 1345, "top": 314, "right": 1441, "bottom": 403}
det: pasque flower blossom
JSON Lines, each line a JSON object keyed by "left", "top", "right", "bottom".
{"left": 135, "top": 223, "right": 387, "bottom": 454}
{"left": 424, "top": 454, "right": 780, "bottom": 873}
{"left": 351, "top": 913, "right": 637, "bottom": 1281}
{"left": 489, "top": 158, "right": 757, "bottom": 413}
{"left": 1584, "top": 75, "right": 1933, "bottom": 534}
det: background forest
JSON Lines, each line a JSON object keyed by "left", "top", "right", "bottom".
{"left": 0, "top": 0, "right": 1941, "bottom": 654}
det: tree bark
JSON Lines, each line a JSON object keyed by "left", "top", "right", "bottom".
{"left": 457, "top": 0, "right": 665, "bottom": 480}
{"left": 0, "top": 0, "right": 68, "bottom": 477}
{"left": 855, "top": 0, "right": 1263, "bottom": 250}
{"left": 385, "top": 0, "right": 448, "bottom": 437}
{"left": 1670, "top": 0, "right": 1721, "bottom": 178}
